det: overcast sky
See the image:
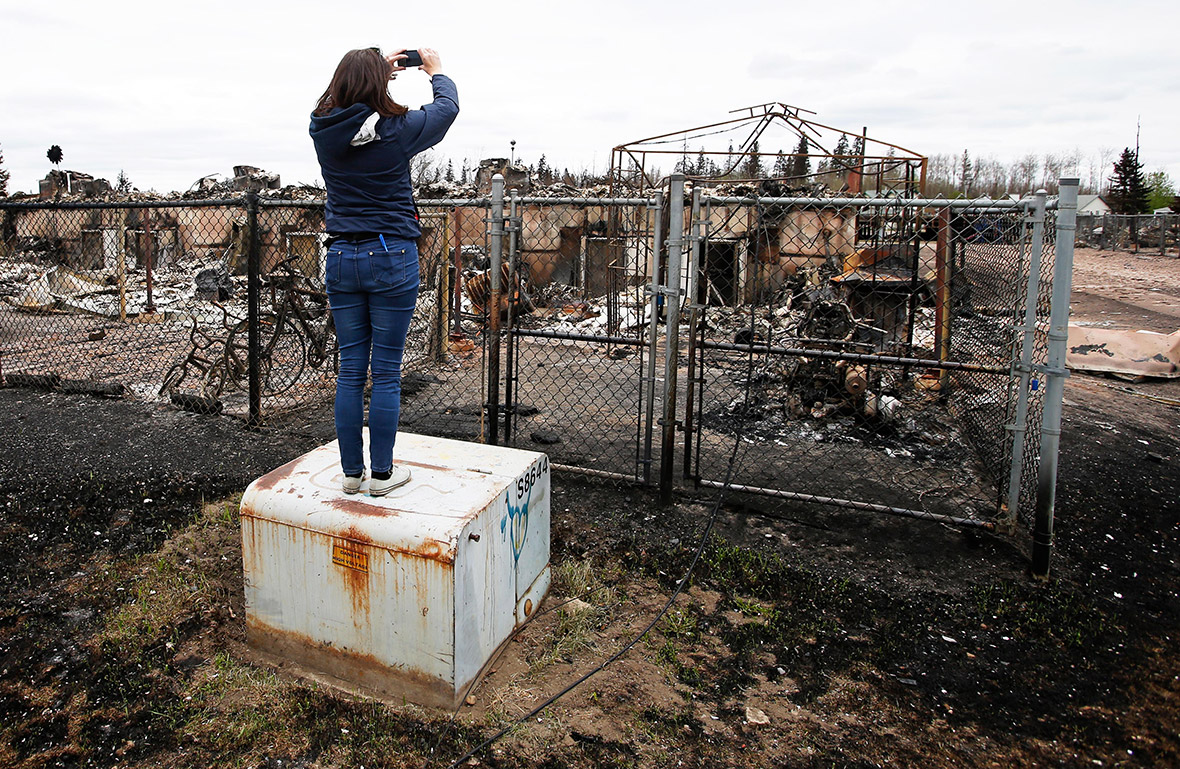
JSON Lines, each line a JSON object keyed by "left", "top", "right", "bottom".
{"left": 2, "top": 0, "right": 1177, "bottom": 195}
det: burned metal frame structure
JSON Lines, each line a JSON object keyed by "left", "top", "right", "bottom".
{"left": 610, "top": 102, "right": 928, "bottom": 198}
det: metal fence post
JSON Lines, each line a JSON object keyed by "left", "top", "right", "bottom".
{"left": 659, "top": 175, "right": 686, "bottom": 504}
{"left": 434, "top": 214, "right": 451, "bottom": 362}
{"left": 642, "top": 191, "right": 664, "bottom": 484}
{"left": 1002, "top": 189, "right": 1048, "bottom": 530}
{"left": 682, "top": 186, "right": 703, "bottom": 479}
{"left": 143, "top": 208, "right": 156, "bottom": 314}
{"left": 933, "top": 207, "right": 952, "bottom": 388}
{"left": 503, "top": 188, "right": 520, "bottom": 444}
{"left": 116, "top": 211, "right": 128, "bottom": 321}
{"left": 1032, "top": 178, "right": 1079, "bottom": 579}
{"left": 486, "top": 175, "right": 505, "bottom": 445}
{"left": 245, "top": 192, "right": 263, "bottom": 427}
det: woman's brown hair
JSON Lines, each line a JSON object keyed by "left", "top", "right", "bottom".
{"left": 314, "top": 48, "right": 408, "bottom": 118}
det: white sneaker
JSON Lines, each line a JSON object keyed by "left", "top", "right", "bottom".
{"left": 369, "top": 466, "right": 411, "bottom": 496}
{"left": 342, "top": 473, "right": 365, "bottom": 495}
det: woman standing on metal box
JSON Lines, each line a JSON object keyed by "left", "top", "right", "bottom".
{"left": 310, "top": 47, "right": 458, "bottom": 496}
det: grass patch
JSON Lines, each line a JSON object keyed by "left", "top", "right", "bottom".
{"left": 972, "top": 579, "right": 1119, "bottom": 649}
{"left": 527, "top": 557, "right": 620, "bottom": 674}
{"left": 660, "top": 607, "right": 700, "bottom": 641}
{"left": 92, "top": 499, "right": 237, "bottom": 659}
{"left": 654, "top": 639, "right": 703, "bottom": 688}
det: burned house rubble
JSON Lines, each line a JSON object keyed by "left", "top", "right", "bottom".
{"left": 37, "top": 170, "right": 112, "bottom": 199}
{"left": 0, "top": 166, "right": 954, "bottom": 357}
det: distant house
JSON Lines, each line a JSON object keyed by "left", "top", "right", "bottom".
{"left": 1077, "top": 194, "right": 1112, "bottom": 216}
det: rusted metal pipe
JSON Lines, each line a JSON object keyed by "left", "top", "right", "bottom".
{"left": 143, "top": 208, "right": 155, "bottom": 313}
{"left": 486, "top": 176, "right": 505, "bottom": 445}
{"left": 452, "top": 207, "right": 463, "bottom": 337}
{"left": 933, "top": 208, "right": 952, "bottom": 388}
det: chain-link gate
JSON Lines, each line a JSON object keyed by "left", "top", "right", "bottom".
{"left": 490, "top": 183, "right": 663, "bottom": 483}
{"left": 675, "top": 182, "right": 1069, "bottom": 534}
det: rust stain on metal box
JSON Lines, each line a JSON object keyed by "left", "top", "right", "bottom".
{"left": 338, "top": 526, "right": 372, "bottom": 619}
{"left": 247, "top": 618, "right": 461, "bottom": 709}
{"left": 328, "top": 497, "right": 401, "bottom": 518}
{"left": 250, "top": 456, "right": 305, "bottom": 492}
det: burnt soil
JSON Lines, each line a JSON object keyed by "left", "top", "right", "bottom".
{"left": 1, "top": 247, "right": 1178, "bottom": 768}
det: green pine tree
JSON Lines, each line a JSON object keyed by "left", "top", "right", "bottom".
{"left": 1108, "top": 148, "right": 1151, "bottom": 214}
{"left": 959, "top": 150, "right": 974, "bottom": 194}
{"left": 851, "top": 135, "right": 865, "bottom": 162}
{"left": 790, "top": 136, "right": 810, "bottom": 180}
{"left": 743, "top": 140, "right": 766, "bottom": 178}
{"left": 832, "top": 134, "right": 850, "bottom": 171}
{"left": 772, "top": 152, "right": 790, "bottom": 178}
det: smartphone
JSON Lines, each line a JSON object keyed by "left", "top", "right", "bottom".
{"left": 400, "top": 50, "right": 423, "bottom": 68}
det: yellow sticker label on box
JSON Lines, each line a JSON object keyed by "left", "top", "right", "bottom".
{"left": 332, "top": 544, "right": 369, "bottom": 573}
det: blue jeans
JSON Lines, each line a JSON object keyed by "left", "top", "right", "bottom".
{"left": 325, "top": 237, "right": 420, "bottom": 477}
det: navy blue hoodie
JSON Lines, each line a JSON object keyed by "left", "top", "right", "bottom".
{"left": 309, "top": 74, "right": 458, "bottom": 239}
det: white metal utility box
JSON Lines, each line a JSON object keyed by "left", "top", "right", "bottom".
{"left": 240, "top": 431, "right": 551, "bottom": 708}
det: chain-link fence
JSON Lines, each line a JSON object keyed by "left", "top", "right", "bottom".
{"left": 0, "top": 198, "right": 252, "bottom": 412}
{"left": 1076, "top": 212, "right": 1178, "bottom": 254}
{"left": 680, "top": 185, "right": 1061, "bottom": 530}
{"left": 1, "top": 177, "right": 1078, "bottom": 564}
{"left": 0, "top": 195, "right": 483, "bottom": 431}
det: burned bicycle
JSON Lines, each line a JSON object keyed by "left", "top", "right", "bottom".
{"left": 223, "top": 255, "right": 339, "bottom": 397}
{"left": 158, "top": 303, "right": 242, "bottom": 403}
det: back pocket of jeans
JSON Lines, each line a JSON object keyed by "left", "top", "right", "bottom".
{"left": 325, "top": 250, "right": 343, "bottom": 288}
{"left": 371, "top": 248, "right": 406, "bottom": 287}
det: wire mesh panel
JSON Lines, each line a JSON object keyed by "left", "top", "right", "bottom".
{"left": 235, "top": 200, "right": 336, "bottom": 424}
{"left": 945, "top": 201, "right": 1056, "bottom": 524}
{"left": 684, "top": 189, "right": 1047, "bottom": 527}
{"left": 0, "top": 199, "right": 250, "bottom": 411}
{"left": 248, "top": 199, "right": 494, "bottom": 434}
{"left": 0, "top": 197, "right": 494, "bottom": 437}
{"left": 502, "top": 195, "right": 660, "bottom": 482}
{"left": 2, "top": 185, "right": 1062, "bottom": 528}
{"left": 398, "top": 198, "right": 493, "bottom": 442}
